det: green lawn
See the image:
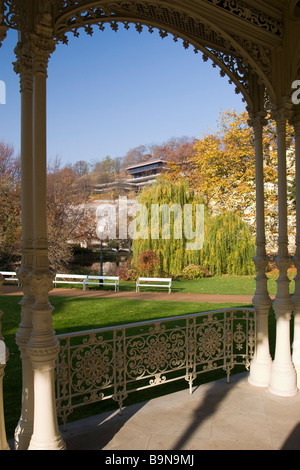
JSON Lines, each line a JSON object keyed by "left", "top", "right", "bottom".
{"left": 53, "top": 270, "right": 297, "bottom": 296}
{"left": 0, "top": 271, "right": 285, "bottom": 439}
{"left": 96, "top": 271, "right": 294, "bottom": 296}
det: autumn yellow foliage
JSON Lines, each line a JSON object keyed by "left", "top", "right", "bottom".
{"left": 166, "top": 110, "right": 295, "bottom": 252}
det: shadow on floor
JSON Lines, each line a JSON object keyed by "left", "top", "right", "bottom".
{"left": 62, "top": 401, "right": 148, "bottom": 450}
{"left": 62, "top": 373, "right": 246, "bottom": 450}
{"left": 281, "top": 423, "right": 300, "bottom": 450}
{"left": 171, "top": 374, "right": 245, "bottom": 450}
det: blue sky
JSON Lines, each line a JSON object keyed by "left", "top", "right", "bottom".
{"left": 0, "top": 26, "right": 246, "bottom": 167}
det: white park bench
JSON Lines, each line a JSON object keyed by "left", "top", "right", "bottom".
{"left": 53, "top": 274, "right": 88, "bottom": 289}
{"left": 84, "top": 275, "right": 119, "bottom": 292}
{"left": 0, "top": 271, "right": 20, "bottom": 285}
{"left": 136, "top": 277, "right": 172, "bottom": 294}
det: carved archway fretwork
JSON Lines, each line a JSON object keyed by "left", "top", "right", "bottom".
{"left": 55, "top": 0, "right": 283, "bottom": 37}
{"left": 0, "top": 1, "right": 8, "bottom": 46}
{"left": 51, "top": 1, "right": 277, "bottom": 108}
{"left": 2, "top": 0, "right": 30, "bottom": 31}
{"left": 202, "top": 0, "right": 283, "bottom": 36}
{"left": 2, "top": 0, "right": 279, "bottom": 107}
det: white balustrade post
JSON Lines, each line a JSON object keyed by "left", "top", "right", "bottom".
{"left": 292, "top": 112, "right": 300, "bottom": 386}
{"left": 13, "top": 33, "right": 35, "bottom": 451}
{"left": 27, "top": 271, "right": 64, "bottom": 451}
{"left": 26, "top": 34, "right": 65, "bottom": 451}
{"left": 248, "top": 112, "right": 273, "bottom": 387}
{"left": 0, "top": 311, "right": 10, "bottom": 451}
{"left": 269, "top": 106, "right": 297, "bottom": 397}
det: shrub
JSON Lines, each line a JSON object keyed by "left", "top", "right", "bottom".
{"left": 127, "top": 267, "right": 139, "bottom": 281}
{"left": 136, "top": 250, "right": 159, "bottom": 277}
{"left": 116, "top": 265, "right": 129, "bottom": 281}
{"left": 116, "top": 261, "right": 139, "bottom": 281}
{"left": 182, "top": 264, "right": 208, "bottom": 280}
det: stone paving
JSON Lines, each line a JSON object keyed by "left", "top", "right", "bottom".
{"left": 60, "top": 373, "right": 300, "bottom": 451}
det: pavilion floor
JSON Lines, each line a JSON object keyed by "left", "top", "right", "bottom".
{"left": 52, "top": 372, "right": 300, "bottom": 451}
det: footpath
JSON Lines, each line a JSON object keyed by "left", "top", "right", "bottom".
{"left": 1, "top": 285, "right": 259, "bottom": 304}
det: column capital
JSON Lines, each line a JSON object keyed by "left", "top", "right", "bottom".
{"left": 17, "top": 265, "right": 31, "bottom": 284}
{"left": 248, "top": 110, "right": 268, "bottom": 132}
{"left": 28, "top": 269, "right": 55, "bottom": 305}
{"left": 13, "top": 37, "right": 34, "bottom": 92}
{"left": 276, "top": 251, "right": 292, "bottom": 271}
{"left": 30, "top": 34, "right": 56, "bottom": 76}
{"left": 253, "top": 253, "right": 269, "bottom": 272}
{"left": 271, "top": 104, "right": 293, "bottom": 127}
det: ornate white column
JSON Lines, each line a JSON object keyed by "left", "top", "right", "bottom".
{"left": 27, "top": 271, "right": 65, "bottom": 451}
{"left": 0, "top": 311, "right": 10, "bottom": 451}
{"left": 248, "top": 111, "right": 273, "bottom": 387}
{"left": 26, "top": 34, "right": 65, "bottom": 451}
{"left": 292, "top": 111, "right": 300, "bottom": 387}
{"left": 269, "top": 106, "right": 297, "bottom": 397}
{"left": 13, "top": 33, "right": 35, "bottom": 451}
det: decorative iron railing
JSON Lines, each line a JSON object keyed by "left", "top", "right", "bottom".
{"left": 55, "top": 308, "right": 255, "bottom": 428}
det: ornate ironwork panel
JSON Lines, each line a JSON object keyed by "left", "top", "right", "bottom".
{"left": 56, "top": 308, "right": 255, "bottom": 428}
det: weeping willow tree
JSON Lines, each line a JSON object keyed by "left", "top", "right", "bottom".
{"left": 132, "top": 179, "right": 256, "bottom": 277}
{"left": 131, "top": 178, "right": 205, "bottom": 276}
{"left": 202, "top": 211, "right": 256, "bottom": 275}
